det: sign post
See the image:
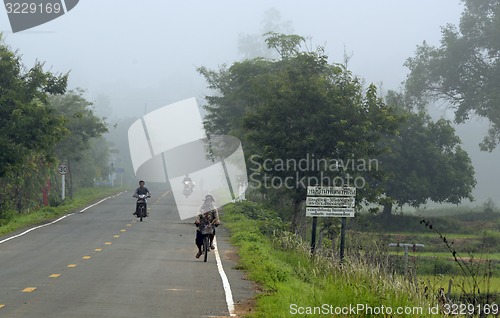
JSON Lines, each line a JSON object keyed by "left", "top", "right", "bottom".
{"left": 58, "top": 163, "right": 68, "bottom": 200}
{"left": 306, "top": 186, "right": 356, "bottom": 260}
{"left": 310, "top": 216, "right": 318, "bottom": 254}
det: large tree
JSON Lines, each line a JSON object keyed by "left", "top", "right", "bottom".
{"left": 199, "top": 33, "right": 399, "bottom": 230}
{"left": 0, "top": 35, "right": 68, "bottom": 213}
{"left": 49, "top": 89, "right": 108, "bottom": 197}
{"left": 404, "top": 0, "right": 500, "bottom": 151}
{"left": 0, "top": 35, "right": 68, "bottom": 179}
{"left": 378, "top": 91, "right": 476, "bottom": 215}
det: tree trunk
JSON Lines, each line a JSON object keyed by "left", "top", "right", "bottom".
{"left": 291, "top": 198, "right": 304, "bottom": 233}
{"left": 382, "top": 203, "right": 393, "bottom": 216}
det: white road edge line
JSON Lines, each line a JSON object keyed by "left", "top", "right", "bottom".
{"left": 213, "top": 236, "right": 236, "bottom": 317}
{"left": 0, "top": 192, "right": 125, "bottom": 245}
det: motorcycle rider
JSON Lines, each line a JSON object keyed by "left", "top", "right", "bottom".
{"left": 183, "top": 174, "right": 195, "bottom": 197}
{"left": 194, "top": 194, "right": 220, "bottom": 258}
{"left": 133, "top": 180, "right": 151, "bottom": 217}
{"left": 183, "top": 174, "right": 192, "bottom": 186}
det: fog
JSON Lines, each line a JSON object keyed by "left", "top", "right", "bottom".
{"left": 1, "top": 0, "right": 498, "bottom": 206}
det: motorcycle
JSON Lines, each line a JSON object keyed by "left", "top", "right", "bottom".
{"left": 136, "top": 194, "right": 150, "bottom": 222}
{"left": 183, "top": 179, "right": 195, "bottom": 197}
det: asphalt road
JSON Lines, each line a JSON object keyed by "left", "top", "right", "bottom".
{"left": 0, "top": 190, "right": 254, "bottom": 318}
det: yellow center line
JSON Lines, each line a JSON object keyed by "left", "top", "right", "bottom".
{"left": 113, "top": 235, "right": 120, "bottom": 238}
{"left": 120, "top": 229, "right": 126, "bottom": 232}
{"left": 0, "top": 304, "right": 5, "bottom": 309}
{"left": 105, "top": 242, "right": 112, "bottom": 245}
{"left": 67, "top": 264, "right": 77, "bottom": 268}
{"left": 126, "top": 224, "right": 132, "bottom": 227}
{"left": 49, "top": 274, "right": 60, "bottom": 278}
{"left": 95, "top": 248, "right": 102, "bottom": 252}
{"left": 82, "top": 256, "right": 91, "bottom": 260}
{"left": 22, "top": 287, "right": 36, "bottom": 292}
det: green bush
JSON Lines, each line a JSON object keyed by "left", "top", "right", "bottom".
{"left": 48, "top": 193, "right": 63, "bottom": 207}
{"left": 431, "top": 258, "right": 459, "bottom": 275}
{"left": 0, "top": 209, "right": 14, "bottom": 226}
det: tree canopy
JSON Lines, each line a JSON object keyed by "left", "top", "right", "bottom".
{"left": 199, "top": 33, "right": 400, "bottom": 228}
{"left": 0, "top": 35, "right": 109, "bottom": 213}
{"left": 379, "top": 91, "right": 476, "bottom": 214}
{"left": 404, "top": 0, "right": 500, "bottom": 151}
{"left": 48, "top": 90, "right": 109, "bottom": 197}
{"left": 0, "top": 34, "right": 68, "bottom": 178}
{"left": 200, "top": 32, "right": 478, "bottom": 225}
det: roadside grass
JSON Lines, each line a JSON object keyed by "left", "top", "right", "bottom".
{"left": 0, "top": 187, "right": 124, "bottom": 237}
{"left": 222, "top": 201, "right": 435, "bottom": 317}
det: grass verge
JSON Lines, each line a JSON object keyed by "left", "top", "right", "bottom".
{"left": 222, "top": 201, "right": 438, "bottom": 317}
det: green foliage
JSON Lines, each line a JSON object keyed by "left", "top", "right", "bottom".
{"left": 48, "top": 192, "right": 63, "bottom": 207}
{"left": 431, "top": 257, "right": 463, "bottom": 275}
{"left": 49, "top": 89, "right": 108, "bottom": 161}
{"left": 224, "top": 200, "right": 500, "bottom": 314}
{"left": 263, "top": 32, "right": 304, "bottom": 59}
{"left": 0, "top": 36, "right": 109, "bottom": 213}
{"left": 377, "top": 97, "right": 476, "bottom": 214}
{"left": 47, "top": 89, "right": 109, "bottom": 197}
{"left": 404, "top": 0, "right": 500, "bottom": 151}
{"left": 200, "top": 33, "right": 401, "bottom": 228}
{"left": 0, "top": 35, "right": 68, "bottom": 179}
{"left": 227, "top": 200, "right": 285, "bottom": 235}
{"left": 0, "top": 209, "right": 14, "bottom": 227}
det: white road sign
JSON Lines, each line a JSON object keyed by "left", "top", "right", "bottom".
{"left": 307, "top": 186, "right": 356, "bottom": 197}
{"left": 306, "top": 207, "right": 355, "bottom": 217}
{"left": 306, "top": 196, "right": 355, "bottom": 208}
{"left": 58, "top": 163, "right": 68, "bottom": 175}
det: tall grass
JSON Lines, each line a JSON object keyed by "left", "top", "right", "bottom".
{"left": 222, "top": 201, "right": 437, "bottom": 317}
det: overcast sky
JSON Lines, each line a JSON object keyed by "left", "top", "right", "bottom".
{"left": 1, "top": 1, "right": 465, "bottom": 113}
{"left": 1, "top": 0, "right": 499, "bottom": 207}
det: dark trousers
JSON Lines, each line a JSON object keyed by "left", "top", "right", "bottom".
{"left": 195, "top": 229, "right": 215, "bottom": 248}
